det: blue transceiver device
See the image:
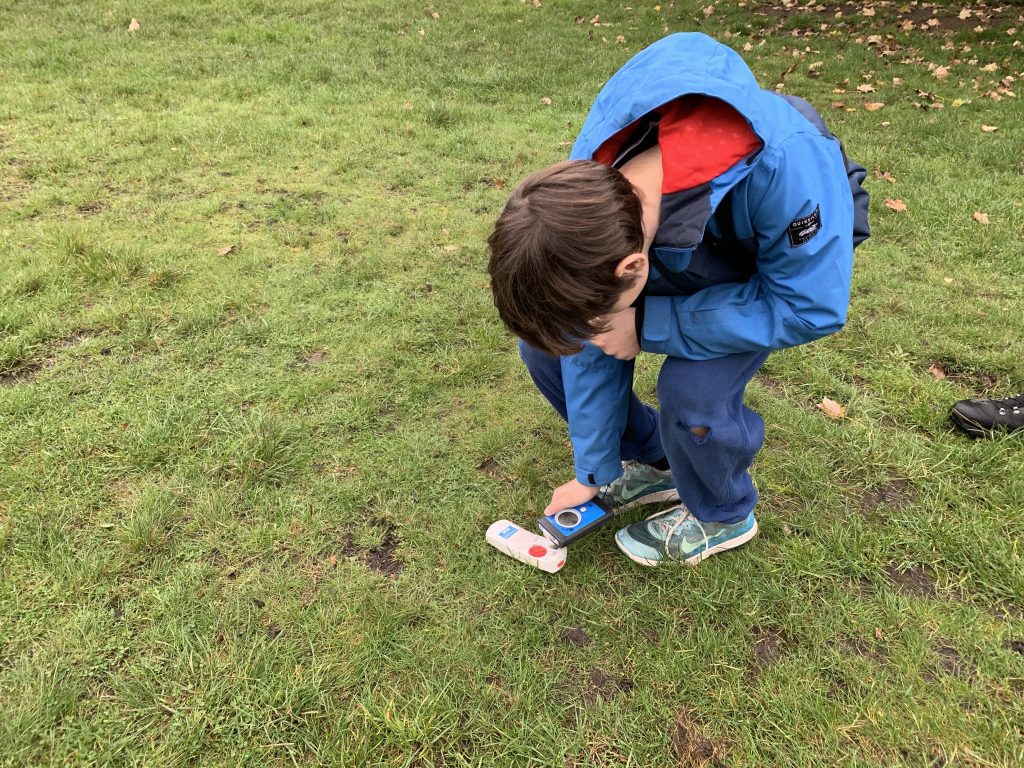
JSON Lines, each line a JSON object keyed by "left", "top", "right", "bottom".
{"left": 537, "top": 496, "right": 614, "bottom": 548}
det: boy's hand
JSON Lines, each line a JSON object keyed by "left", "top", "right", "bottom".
{"left": 544, "top": 479, "right": 600, "bottom": 516}
{"left": 591, "top": 308, "right": 639, "bottom": 360}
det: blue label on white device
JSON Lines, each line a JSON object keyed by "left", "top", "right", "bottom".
{"left": 498, "top": 525, "right": 518, "bottom": 539}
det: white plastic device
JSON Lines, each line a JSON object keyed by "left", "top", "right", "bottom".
{"left": 486, "top": 519, "right": 567, "bottom": 573}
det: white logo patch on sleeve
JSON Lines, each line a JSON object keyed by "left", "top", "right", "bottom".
{"left": 786, "top": 205, "right": 822, "bottom": 247}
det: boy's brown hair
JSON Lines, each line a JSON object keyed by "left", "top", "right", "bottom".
{"left": 486, "top": 160, "right": 644, "bottom": 356}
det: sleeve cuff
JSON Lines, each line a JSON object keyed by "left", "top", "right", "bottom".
{"left": 575, "top": 459, "right": 623, "bottom": 488}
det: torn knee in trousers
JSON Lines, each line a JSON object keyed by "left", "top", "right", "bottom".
{"left": 679, "top": 422, "right": 712, "bottom": 444}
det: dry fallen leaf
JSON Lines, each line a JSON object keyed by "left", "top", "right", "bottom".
{"left": 981, "top": 63, "right": 999, "bottom": 72}
{"left": 973, "top": 211, "right": 991, "bottom": 224}
{"left": 959, "top": 8, "right": 972, "bottom": 20}
{"left": 928, "top": 363, "right": 946, "bottom": 380}
{"left": 864, "top": 102, "right": 885, "bottom": 111}
{"left": 943, "top": 277, "right": 954, "bottom": 284}
{"left": 933, "top": 66, "right": 950, "bottom": 80}
{"left": 862, "top": 7, "right": 876, "bottom": 17}
{"left": 217, "top": 245, "right": 235, "bottom": 256}
{"left": 857, "top": 84, "right": 876, "bottom": 93}
{"left": 540, "top": 97, "right": 552, "bottom": 105}
{"left": 873, "top": 169, "right": 897, "bottom": 183}
{"left": 981, "top": 124, "right": 998, "bottom": 132}
{"left": 875, "top": 627, "right": 884, "bottom": 640}
{"left": 615, "top": 35, "right": 626, "bottom": 43}
{"left": 743, "top": 42, "right": 753, "bottom": 52}
{"left": 885, "top": 198, "right": 908, "bottom": 212}
{"left": 442, "top": 245, "right": 458, "bottom": 252}
{"left": 817, "top": 397, "right": 846, "bottom": 420}
{"left": 128, "top": 18, "right": 141, "bottom": 32}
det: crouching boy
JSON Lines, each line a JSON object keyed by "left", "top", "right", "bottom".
{"left": 486, "top": 33, "right": 870, "bottom": 566}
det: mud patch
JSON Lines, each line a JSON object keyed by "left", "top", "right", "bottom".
{"left": 828, "top": 635, "right": 886, "bottom": 664}
{"left": 939, "top": 365, "right": 1000, "bottom": 396}
{"left": 750, "top": 627, "right": 790, "bottom": 667}
{"left": 884, "top": 564, "right": 937, "bottom": 598}
{"left": 476, "top": 457, "right": 499, "bottom": 477}
{"left": 560, "top": 627, "right": 592, "bottom": 648}
{"left": 77, "top": 200, "right": 105, "bottom": 215}
{"left": 858, "top": 480, "right": 916, "bottom": 515}
{"left": 332, "top": 521, "right": 403, "bottom": 577}
{"left": 929, "top": 645, "right": 974, "bottom": 682}
{"left": 299, "top": 349, "right": 329, "bottom": 368}
{"left": 363, "top": 517, "right": 402, "bottom": 576}
{"left": 580, "top": 668, "right": 634, "bottom": 706}
{"left": 671, "top": 710, "right": 723, "bottom": 768}
{"left": 207, "top": 548, "right": 227, "bottom": 567}
{"left": 754, "top": 373, "right": 784, "bottom": 393}
{"left": 58, "top": 330, "right": 94, "bottom": 348}
{"left": 0, "top": 362, "right": 43, "bottom": 387}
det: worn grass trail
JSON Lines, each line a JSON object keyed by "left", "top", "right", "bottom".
{"left": 1, "top": 1, "right": 1022, "bottom": 766}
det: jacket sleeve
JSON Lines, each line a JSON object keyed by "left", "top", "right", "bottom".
{"left": 560, "top": 342, "right": 631, "bottom": 488}
{"left": 640, "top": 132, "right": 855, "bottom": 359}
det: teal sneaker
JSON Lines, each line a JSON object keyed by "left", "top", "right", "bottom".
{"left": 598, "top": 461, "right": 679, "bottom": 511}
{"left": 614, "top": 505, "right": 757, "bottom": 566}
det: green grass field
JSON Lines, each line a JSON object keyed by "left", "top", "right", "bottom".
{"left": 2, "top": 1, "right": 1023, "bottom": 766}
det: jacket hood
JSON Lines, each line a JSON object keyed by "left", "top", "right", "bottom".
{"left": 570, "top": 33, "right": 774, "bottom": 161}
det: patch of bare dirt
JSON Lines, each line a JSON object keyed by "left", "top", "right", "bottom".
{"left": 363, "top": 517, "right": 402, "bottom": 576}
{"left": 828, "top": 635, "right": 887, "bottom": 663}
{"left": 750, "top": 627, "right": 791, "bottom": 667}
{"left": 560, "top": 627, "right": 592, "bottom": 647}
{"left": 476, "top": 457, "right": 499, "bottom": 477}
{"left": 300, "top": 349, "right": 329, "bottom": 368}
{"left": 0, "top": 362, "right": 42, "bottom": 388}
{"left": 77, "top": 200, "right": 105, "bottom": 215}
{"left": 927, "top": 644, "right": 975, "bottom": 682}
{"left": 671, "top": 710, "right": 724, "bottom": 768}
{"left": 580, "top": 668, "right": 635, "bottom": 706}
{"left": 858, "top": 479, "right": 916, "bottom": 515}
{"left": 937, "top": 364, "right": 1000, "bottom": 396}
{"left": 884, "top": 564, "right": 937, "bottom": 598}
{"left": 324, "top": 522, "right": 404, "bottom": 581}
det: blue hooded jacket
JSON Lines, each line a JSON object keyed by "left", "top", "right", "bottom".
{"left": 561, "top": 33, "right": 869, "bottom": 488}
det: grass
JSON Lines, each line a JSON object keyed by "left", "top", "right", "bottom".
{"left": 1, "top": 0, "right": 1023, "bottom": 765}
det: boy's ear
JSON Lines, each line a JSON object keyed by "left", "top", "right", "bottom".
{"left": 614, "top": 252, "right": 646, "bottom": 279}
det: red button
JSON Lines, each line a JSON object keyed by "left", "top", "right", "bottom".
{"left": 528, "top": 545, "right": 547, "bottom": 557}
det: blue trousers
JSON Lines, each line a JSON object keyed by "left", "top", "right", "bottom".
{"left": 519, "top": 341, "right": 769, "bottom": 524}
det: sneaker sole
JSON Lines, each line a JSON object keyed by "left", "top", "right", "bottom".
{"left": 615, "top": 519, "right": 758, "bottom": 567}
{"left": 616, "top": 488, "right": 681, "bottom": 512}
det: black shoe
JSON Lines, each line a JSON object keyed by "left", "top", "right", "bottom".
{"left": 950, "top": 394, "right": 1024, "bottom": 437}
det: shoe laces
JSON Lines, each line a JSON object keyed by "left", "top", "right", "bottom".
{"left": 656, "top": 507, "right": 708, "bottom": 562}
